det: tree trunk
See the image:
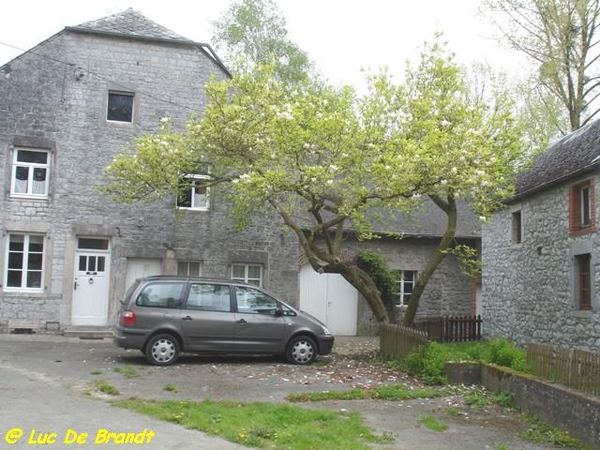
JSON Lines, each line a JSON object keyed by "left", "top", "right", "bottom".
{"left": 334, "top": 263, "right": 390, "bottom": 323}
{"left": 402, "top": 193, "right": 458, "bottom": 327}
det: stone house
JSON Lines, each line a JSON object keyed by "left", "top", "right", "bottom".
{"left": 0, "top": 9, "right": 479, "bottom": 337}
{"left": 482, "top": 119, "right": 600, "bottom": 350}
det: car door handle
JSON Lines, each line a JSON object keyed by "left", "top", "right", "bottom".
{"left": 236, "top": 318, "right": 247, "bottom": 324}
{"left": 182, "top": 316, "right": 193, "bottom": 321}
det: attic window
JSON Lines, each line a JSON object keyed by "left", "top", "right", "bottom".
{"left": 107, "top": 91, "right": 134, "bottom": 122}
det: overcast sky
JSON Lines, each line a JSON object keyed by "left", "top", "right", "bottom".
{"left": 0, "top": 0, "right": 524, "bottom": 90}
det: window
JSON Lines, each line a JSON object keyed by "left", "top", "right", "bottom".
{"left": 234, "top": 286, "right": 278, "bottom": 315}
{"left": 107, "top": 91, "right": 134, "bottom": 122}
{"left": 232, "top": 264, "right": 262, "bottom": 286}
{"left": 176, "top": 175, "right": 210, "bottom": 210}
{"left": 135, "top": 282, "right": 185, "bottom": 309}
{"left": 177, "top": 261, "right": 202, "bottom": 277}
{"left": 511, "top": 210, "right": 522, "bottom": 244}
{"left": 570, "top": 180, "right": 595, "bottom": 235}
{"left": 396, "top": 270, "right": 417, "bottom": 307}
{"left": 5, "top": 234, "right": 44, "bottom": 290}
{"left": 11, "top": 149, "right": 49, "bottom": 198}
{"left": 575, "top": 253, "right": 592, "bottom": 311}
{"left": 186, "top": 284, "right": 230, "bottom": 312}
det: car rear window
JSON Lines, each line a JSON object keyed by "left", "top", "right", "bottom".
{"left": 135, "top": 282, "right": 185, "bottom": 309}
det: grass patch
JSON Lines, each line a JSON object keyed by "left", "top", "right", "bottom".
{"left": 164, "top": 383, "right": 179, "bottom": 393}
{"left": 116, "top": 398, "right": 391, "bottom": 449}
{"left": 114, "top": 365, "right": 140, "bottom": 379}
{"left": 419, "top": 415, "right": 447, "bottom": 432}
{"left": 387, "top": 337, "right": 531, "bottom": 385}
{"left": 90, "top": 370, "right": 102, "bottom": 376}
{"left": 287, "top": 384, "right": 446, "bottom": 402}
{"left": 91, "top": 379, "right": 120, "bottom": 396}
{"left": 520, "top": 416, "right": 590, "bottom": 449}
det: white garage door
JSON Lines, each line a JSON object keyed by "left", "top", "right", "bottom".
{"left": 125, "top": 258, "right": 162, "bottom": 291}
{"left": 299, "top": 265, "right": 358, "bottom": 336}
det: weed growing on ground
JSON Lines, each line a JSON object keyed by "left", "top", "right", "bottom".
{"left": 113, "top": 365, "right": 139, "bottom": 379}
{"left": 287, "top": 384, "right": 446, "bottom": 402}
{"left": 419, "top": 415, "right": 447, "bottom": 432}
{"left": 520, "top": 416, "right": 591, "bottom": 449}
{"left": 91, "top": 379, "right": 120, "bottom": 396}
{"left": 116, "top": 399, "right": 393, "bottom": 449}
{"left": 164, "top": 384, "right": 179, "bottom": 393}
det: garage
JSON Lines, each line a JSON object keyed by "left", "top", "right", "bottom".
{"left": 299, "top": 265, "right": 358, "bottom": 336}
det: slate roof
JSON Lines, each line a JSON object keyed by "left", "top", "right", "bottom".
{"left": 515, "top": 119, "right": 600, "bottom": 199}
{"left": 67, "top": 8, "right": 194, "bottom": 43}
{"left": 370, "top": 200, "right": 481, "bottom": 239}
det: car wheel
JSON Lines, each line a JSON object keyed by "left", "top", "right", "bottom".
{"left": 286, "top": 335, "right": 317, "bottom": 365}
{"left": 145, "top": 334, "right": 180, "bottom": 366}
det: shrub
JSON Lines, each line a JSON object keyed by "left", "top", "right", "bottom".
{"left": 396, "top": 337, "right": 530, "bottom": 384}
{"left": 403, "top": 342, "right": 449, "bottom": 384}
{"left": 488, "top": 337, "right": 528, "bottom": 372}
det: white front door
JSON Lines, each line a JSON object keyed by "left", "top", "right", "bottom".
{"left": 299, "top": 265, "right": 358, "bottom": 336}
{"left": 72, "top": 244, "right": 111, "bottom": 326}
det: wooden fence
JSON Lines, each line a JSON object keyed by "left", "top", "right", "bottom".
{"left": 412, "top": 315, "right": 483, "bottom": 343}
{"left": 380, "top": 323, "right": 428, "bottom": 360}
{"left": 527, "top": 343, "right": 600, "bottom": 397}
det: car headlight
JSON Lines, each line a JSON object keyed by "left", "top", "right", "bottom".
{"left": 321, "top": 325, "right": 332, "bottom": 335}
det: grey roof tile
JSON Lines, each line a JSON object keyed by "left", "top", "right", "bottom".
{"left": 516, "top": 119, "right": 600, "bottom": 198}
{"left": 70, "top": 8, "right": 194, "bottom": 43}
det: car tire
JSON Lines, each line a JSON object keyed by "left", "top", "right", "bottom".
{"left": 145, "top": 334, "right": 180, "bottom": 366}
{"left": 286, "top": 335, "right": 317, "bottom": 365}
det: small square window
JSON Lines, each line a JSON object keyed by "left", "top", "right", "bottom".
{"left": 11, "top": 149, "right": 50, "bottom": 198}
{"left": 231, "top": 264, "right": 263, "bottom": 287}
{"left": 107, "top": 92, "right": 134, "bottom": 122}
{"left": 177, "top": 261, "right": 202, "bottom": 276}
{"left": 176, "top": 174, "right": 210, "bottom": 210}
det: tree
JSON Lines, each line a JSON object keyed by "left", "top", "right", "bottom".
{"left": 483, "top": 0, "right": 600, "bottom": 131}
{"left": 212, "top": 0, "right": 312, "bottom": 84}
{"left": 102, "top": 41, "right": 524, "bottom": 326}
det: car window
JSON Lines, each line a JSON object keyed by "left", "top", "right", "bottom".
{"left": 235, "top": 286, "right": 279, "bottom": 315}
{"left": 135, "top": 283, "right": 184, "bottom": 309}
{"left": 186, "top": 284, "right": 231, "bottom": 312}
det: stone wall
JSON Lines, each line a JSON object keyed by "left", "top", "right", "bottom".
{"left": 347, "top": 236, "right": 477, "bottom": 335}
{"left": 0, "top": 30, "right": 299, "bottom": 330}
{"left": 482, "top": 174, "right": 600, "bottom": 350}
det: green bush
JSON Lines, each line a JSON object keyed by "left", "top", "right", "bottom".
{"left": 488, "top": 337, "right": 528, "bottom": 372}
{"left": 396, "top": 337, "right": 530, "bottom": 384}
{"left": 404, "top": 342, "right": 450, "bottom": 385}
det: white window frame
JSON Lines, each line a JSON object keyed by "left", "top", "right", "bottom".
{"left": 4, "top": 233, "right": 45, "bottom": 291}
{"left": 396, "top": 270, "right": 418, "bottom": 307}
{"left": 177, "top": 261, "right": 202, "bottom": 277}
{"left": 231, "top": 264, "right": 263, "bottom": 287}
{"left": 107, "top": 91, "right": 134, "bottom": 123}
{"left": 176, "top": 174, "right": 210, "bottom": 211}
{"left": 11, "top": 148, "right": 50, "bottom": 199}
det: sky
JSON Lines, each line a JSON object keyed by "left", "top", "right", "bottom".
{"left": 0, "top": 0, "right": 524, "bottom": 90}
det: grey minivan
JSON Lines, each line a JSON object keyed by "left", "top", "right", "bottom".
{"left": 113, "top": 276, "right": 334, "bottom": 366}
